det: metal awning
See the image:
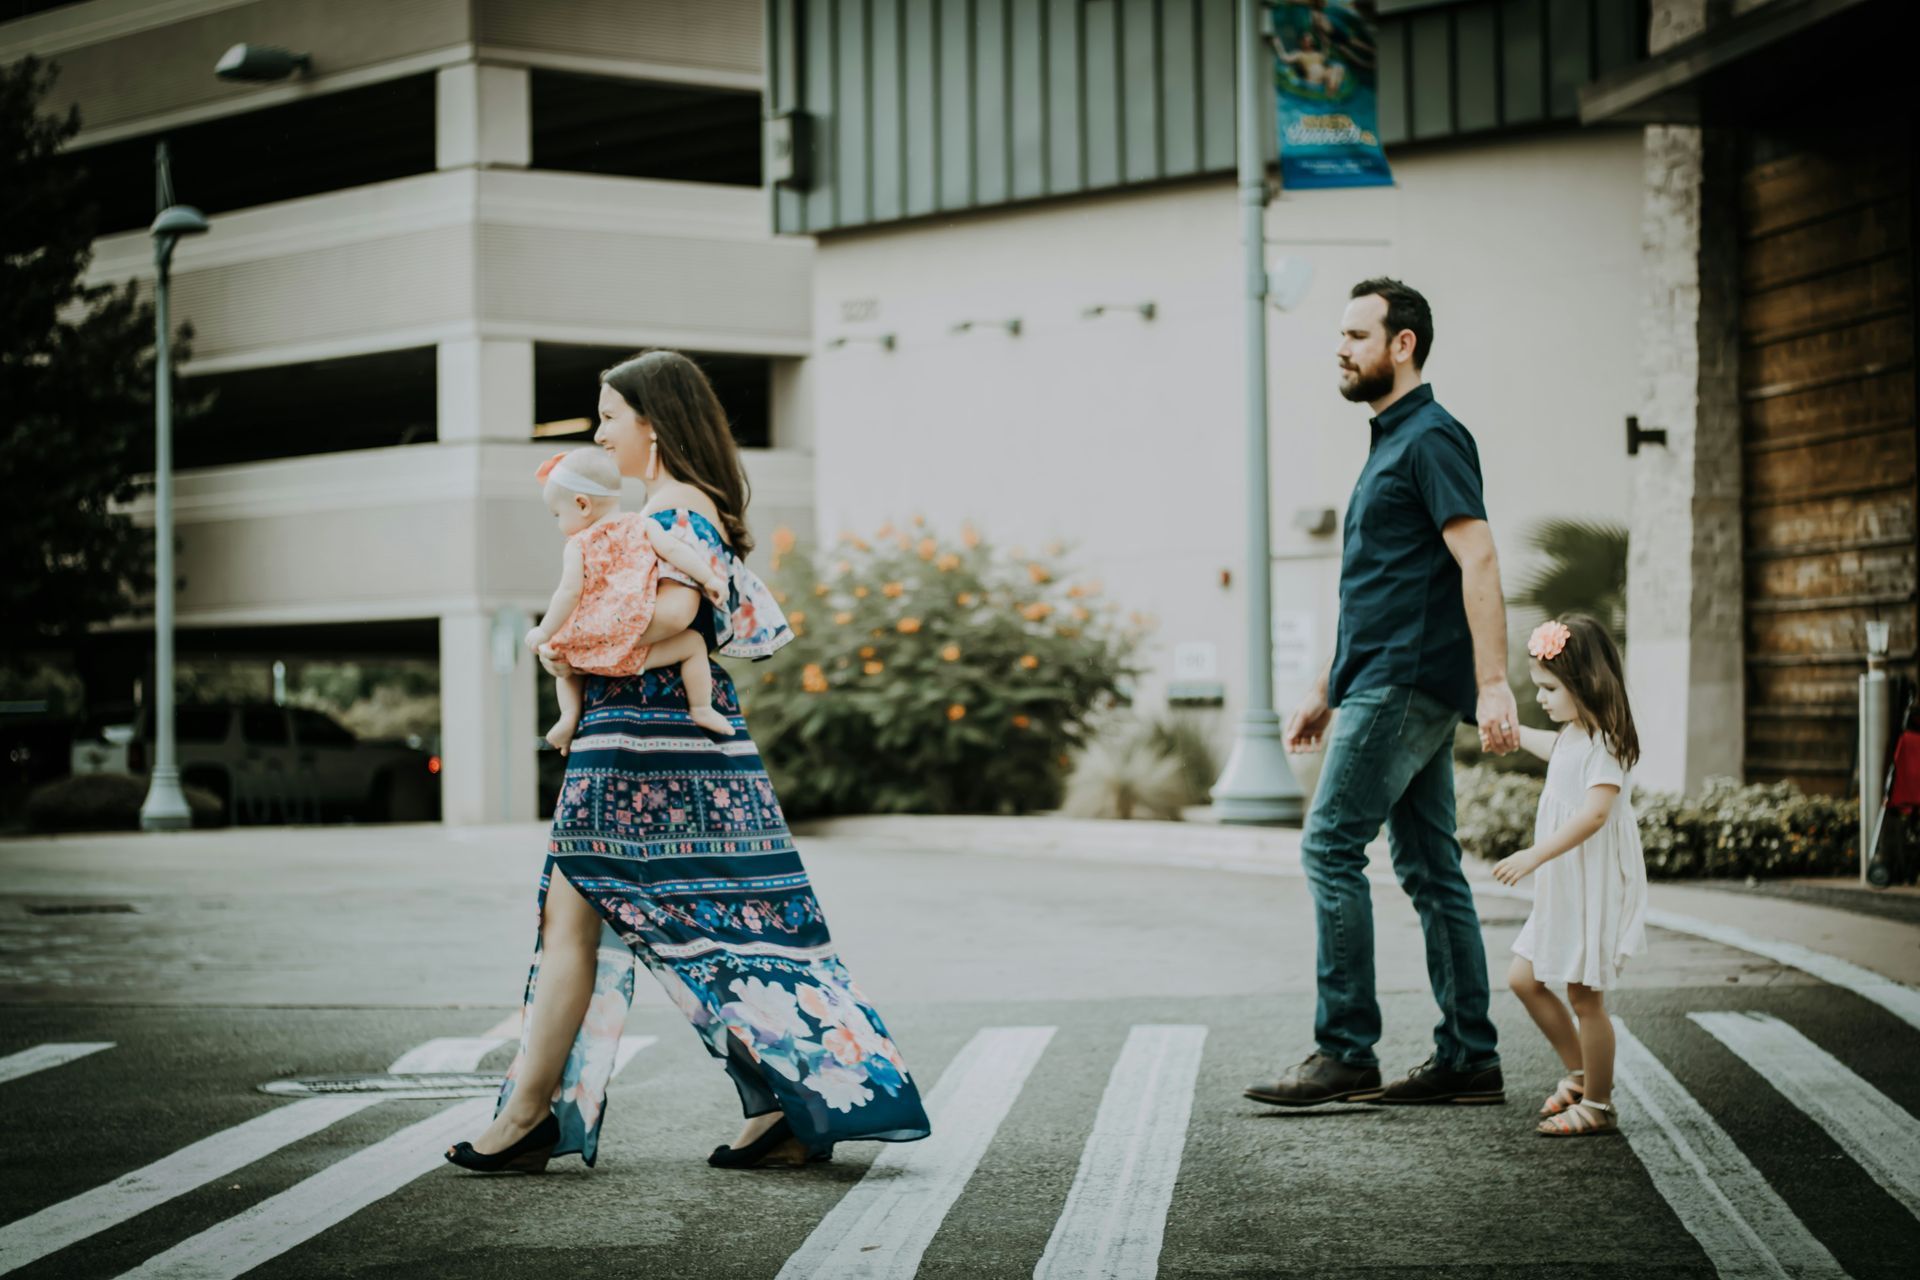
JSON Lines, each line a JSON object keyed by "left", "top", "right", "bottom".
{"left": 1580, "top": 0, "right": 1896, "bottom": 125}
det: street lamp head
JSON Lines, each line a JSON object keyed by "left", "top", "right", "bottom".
{"left": 151, "top": 205, "right": 210, "bottom": 240}
{"left": 214, "top": 43, "right": 311, "bottom": 81}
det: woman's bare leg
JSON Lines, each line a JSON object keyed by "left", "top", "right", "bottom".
{"left": 457, "top": 869, "right": 602, "bottom": 1155}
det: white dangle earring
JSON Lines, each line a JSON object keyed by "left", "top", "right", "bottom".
{"left": 644, "top": 436, "right": 660, "bottom": 482}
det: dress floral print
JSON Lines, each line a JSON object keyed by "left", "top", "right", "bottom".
{"left": 493, "top": 511, "right": 929, "bottom": 1162}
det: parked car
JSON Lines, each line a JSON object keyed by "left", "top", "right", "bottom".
{"left": 75, "top": 703, "right": 441, "bottom": 824}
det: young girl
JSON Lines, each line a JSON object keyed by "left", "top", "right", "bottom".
{"left": 1492, "top": 614, "right": 1649, "bottom": 1138}
{"left": 524, "top": 446, "right": 734, "bottom": 751}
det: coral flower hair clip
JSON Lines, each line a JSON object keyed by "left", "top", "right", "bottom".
{"left": 1528, "top": 619, "right": 1571, "bottom": 662}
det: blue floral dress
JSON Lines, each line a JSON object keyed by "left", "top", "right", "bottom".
{"left": 493, "top": 510, "right": 930, "bottom": 1163}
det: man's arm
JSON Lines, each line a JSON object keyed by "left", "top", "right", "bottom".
{"left": 1442, "top": 516, "right": 1519, "bottom": 754}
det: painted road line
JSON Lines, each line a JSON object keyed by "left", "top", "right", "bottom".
{"left": 0, "top": 1037, "right": 498, "bottom": 1276}
{"left": 387, "top": 1038, "right": 509, "bottom": 1073}
{"left": 1691, "top": 1011, "right": 1920, "bottom": 1221}
{"left": 1033, "top": 1025, "right": 1207, "bottom": 1280}
{"left": 1612, "top": 1020, "right": 1845, "bottom": 1280}
{"left": 777, "top": 1026, "right": 1058, "bottom": 1280}
{"left": 118, "top": 1098, "right": 493, "bottom": 1280}
{"left": 113, "top": 1036, "right": 659, "bottom": 1280}
{"left": 1473, "top": 882, "right": 1920, "bottom": 1035}
{"left": 0, "top": 1042, "right": 114, "bottom": 1085}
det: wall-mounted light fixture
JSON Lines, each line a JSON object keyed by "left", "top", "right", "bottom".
{"left": 1081, "top": 301, "right": 1157, "bottom": 321}
{"left": 214, "top": 43, "right": 312, "bottom": 81}
{"left": 950, "top": 318, "right": 1022, "bottom": 337}
{"left": 825, "top": 334, "right": 896, "bottom": 352}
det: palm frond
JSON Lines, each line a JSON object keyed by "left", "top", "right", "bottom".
{"left": 1512, "top": 519, "right": 1629, "bottom": 643}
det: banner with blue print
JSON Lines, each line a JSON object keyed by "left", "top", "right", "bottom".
{"left": 1267, "top": 1, "right": 1394, "bottom": 189}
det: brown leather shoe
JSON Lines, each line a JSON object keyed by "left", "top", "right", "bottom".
{"left": 1244, "top": 1053, "right": 1384, "bottom": 1107}
{"left": 1377, "top": 1056, "right": 1506, "bottom": 1105}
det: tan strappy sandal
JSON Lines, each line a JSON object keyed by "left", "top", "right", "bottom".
{"left": 1539, "top": 1071, "right": 1586, "bottom": 1117}
{"left": 1538, "top": 1098, "right": 1619, "bottom": 1137}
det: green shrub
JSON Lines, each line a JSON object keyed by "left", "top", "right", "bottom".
{"left": 1453, "top": 765, "right": 1543, "bottom": 861}
{"left": 27, "top": 772, "right": 224, "bottom": 833}
{"left": 1062, "top": 718, "right": 1189, "bottom": 821}
{"left": 1453, "top": 766, "right": 1859, "bottom": 880}
{"left": 1144, "top": 715, "right": 1221, "bottom": 808}
{"left": 748, "top": 522, "right": 1142, "bottom": 818}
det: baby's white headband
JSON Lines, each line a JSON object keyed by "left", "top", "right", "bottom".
{"left": 535, "top": 451, "right": 621, "bottom": 497}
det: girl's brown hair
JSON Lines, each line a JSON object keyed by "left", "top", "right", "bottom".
{"left": 1539, "top": 614, "right": 1640, "bottom": 770}
{"left": 600, "top": 350, "right": 755, "bottom": 558}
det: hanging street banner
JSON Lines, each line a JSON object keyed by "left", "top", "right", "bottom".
{"left": 1267, "top": 1, "right": 1394, "bottom": 189}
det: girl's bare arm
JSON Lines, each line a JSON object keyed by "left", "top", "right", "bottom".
{"left": 1516, "top": 726, "right": 1560, "bottom": 762}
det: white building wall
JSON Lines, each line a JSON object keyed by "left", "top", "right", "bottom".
{"left": 809, "top": 129, "right": 1645, "bottom": 723}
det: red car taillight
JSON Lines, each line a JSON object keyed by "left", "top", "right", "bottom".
{"left": 427, "top": 755, "right": 441, "bottom": 775}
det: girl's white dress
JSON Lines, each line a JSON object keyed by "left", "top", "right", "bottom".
{"left": 1511, "top": 727, "right": 1649, "bottom": 989}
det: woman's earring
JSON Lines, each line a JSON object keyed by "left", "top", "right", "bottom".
{"left": 644, "top": 437, "right": 659, "bottom": 481}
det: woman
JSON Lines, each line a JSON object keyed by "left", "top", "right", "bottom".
{"left": 446, "top": 351, "right": 931, "bottom": 1172}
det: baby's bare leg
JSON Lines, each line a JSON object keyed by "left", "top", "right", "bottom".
{"left": 546, "top": 669, "right": 584, "bottom": 754}
{"left": 645, "top": 631, "right": 733, "bottom": 736}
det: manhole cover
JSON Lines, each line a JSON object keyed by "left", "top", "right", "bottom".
{"left": 259, "top": 1072, "right": 504, "bottom": 1100}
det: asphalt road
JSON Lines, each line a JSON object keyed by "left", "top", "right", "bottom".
{"left": 2, "top": 824, "right": 1916, "bottom": 1279}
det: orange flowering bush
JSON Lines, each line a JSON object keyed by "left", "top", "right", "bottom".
{"left": 745, "top": 523, "right": 1142, "bottom": 817}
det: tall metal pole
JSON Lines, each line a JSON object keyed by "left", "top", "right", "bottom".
{"left": 1212, "top": 0, "right": 1304, "bottom": 825}
{"left": 140, "top": 223, "right": 192, "bottom": 830}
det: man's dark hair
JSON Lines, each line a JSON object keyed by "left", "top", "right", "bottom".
{"left": 1350, "top": 277, "right": 1433, "bottom": 370}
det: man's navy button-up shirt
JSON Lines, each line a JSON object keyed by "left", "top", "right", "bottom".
{"left": 1326, "top": 383, "right": 1486, "bottom": 723}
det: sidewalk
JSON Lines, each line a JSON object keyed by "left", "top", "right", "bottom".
{"left": 793, "top": 814, "right": 1920, "bottom": 989}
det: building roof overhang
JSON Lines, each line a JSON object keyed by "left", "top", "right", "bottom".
{"left": 1579, "top": 0, "right": 1898, "bottom": 127}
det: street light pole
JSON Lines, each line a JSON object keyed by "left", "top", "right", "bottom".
{"left": 139, "top": 156, "right": 209, "bottom": 832}
{"left": 1212, "top": 0, "right": 1305, "bottom": 825}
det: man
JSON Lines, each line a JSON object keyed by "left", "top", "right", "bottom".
{"left": 1245, "top": 278, "right": 1519, "bottom": 1108}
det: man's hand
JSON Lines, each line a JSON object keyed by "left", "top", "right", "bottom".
{"left": 1491, "top": 846, "right": 1540, "bottom": 886}
{"left": 1477, "top": 681, "right": 1521, "bottom": 755}
{"left": 1284, "top": 685, "right": 1334, "bottom": 754}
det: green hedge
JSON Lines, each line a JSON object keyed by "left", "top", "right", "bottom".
{"left": 26, "top": 772, "right": 225, "bottom": 833}
{"left": 1454, "top": 766, "right": 1859, "bottom": 880}
{"left": 748, "top": 522, "right": 1142, "bottom": 818}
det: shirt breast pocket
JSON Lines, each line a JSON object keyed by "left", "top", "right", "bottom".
{"left": 1357, "top": 470, "right": 1415, "bottom": 537}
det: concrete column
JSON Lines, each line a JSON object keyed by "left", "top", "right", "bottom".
{"left": 438, "top": 338, "right": 534, "bottom": 442}
{"left": 1625, "top": 0, "right": 1744, "bottom": 794}
{"left": 436, "top": 63, "right": 531, "bottom": 170}
{"left": 438, "top": 607, "right": 538, "bottom": 824}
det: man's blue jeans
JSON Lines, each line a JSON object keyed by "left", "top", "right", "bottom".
{"left": 1300, "top": 684, "right": 1499, "bottom": 1071}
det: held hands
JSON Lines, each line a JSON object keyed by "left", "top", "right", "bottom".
{"left": 1283, "top": 685, "right": 1333, "bottom": 754}
{"left": 1476, "top": 682, "right": 1522, "bottom": 756}
{"left": 1491, "top": 847, "right": 1542, "bottom": 886}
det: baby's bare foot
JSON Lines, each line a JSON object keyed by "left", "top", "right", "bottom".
{"left": 545, "top": 717, "right": 578, "bottom": 755}
{"left": 689, "top": 705, "right": 734, "bottom": 737}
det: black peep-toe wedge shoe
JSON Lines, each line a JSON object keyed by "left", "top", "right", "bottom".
{"left": 707, "top": 1116, "right": 833, "bottom": 1169}
{"left": 444, "top": 1113, "right": 560, "bottom": 1174}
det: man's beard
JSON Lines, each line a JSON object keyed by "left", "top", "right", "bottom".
{"left": 1339, "top": 360, "right": 1395, "bottom": 404}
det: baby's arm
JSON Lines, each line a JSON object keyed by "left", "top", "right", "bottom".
{"left": 526, "top": 539, "right": 586, "bottom": 651}
{"left": 1490, "top": 784, "right": 1619, "bottom": 885}
{"left": 647, "top": 525, "right": 728, "bottom": 606}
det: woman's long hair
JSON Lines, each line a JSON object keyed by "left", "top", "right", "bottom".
{"left": 1544, "top": 613, "right": 1640, "bottom": 770}
{"left": 600, "top": 350, "right": 755, "bottom": 558}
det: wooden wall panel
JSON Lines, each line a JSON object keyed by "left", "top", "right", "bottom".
{"left": 1740, "top": 123, "right": 1917, "bottom": 794}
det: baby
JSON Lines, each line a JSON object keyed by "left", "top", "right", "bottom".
{"left": 525, "top": 447, "right": 734, "bottom": 753}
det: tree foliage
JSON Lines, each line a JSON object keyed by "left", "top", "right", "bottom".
{"left": 1511, "top": 518, "right": 1628, "bottom": 644}
{"left": 1, "top": 56, "right": 178, "bottom": 645}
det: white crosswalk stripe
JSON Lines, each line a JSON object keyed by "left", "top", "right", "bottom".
{"left": 1691, "top": 1011, "right": 1920, "bottom": 1222}
{"left": 777, "top": 1026, "right": 1057, "bottom": 1280}
{"left": 112, "top": 1036, "right": 656, "bottom": 1280}
{"left": 0, "top": 1037, "right": 502, "bottom": 1276}
{"left": 1034, "top": 1024, "right": 1206, "bottom": 1280}
{"left": 0, "top": 1041, "right": 114, "bottom": 1085}
{"left": 1611, "top": 1019, "right": 1846, "bottom": 1280}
